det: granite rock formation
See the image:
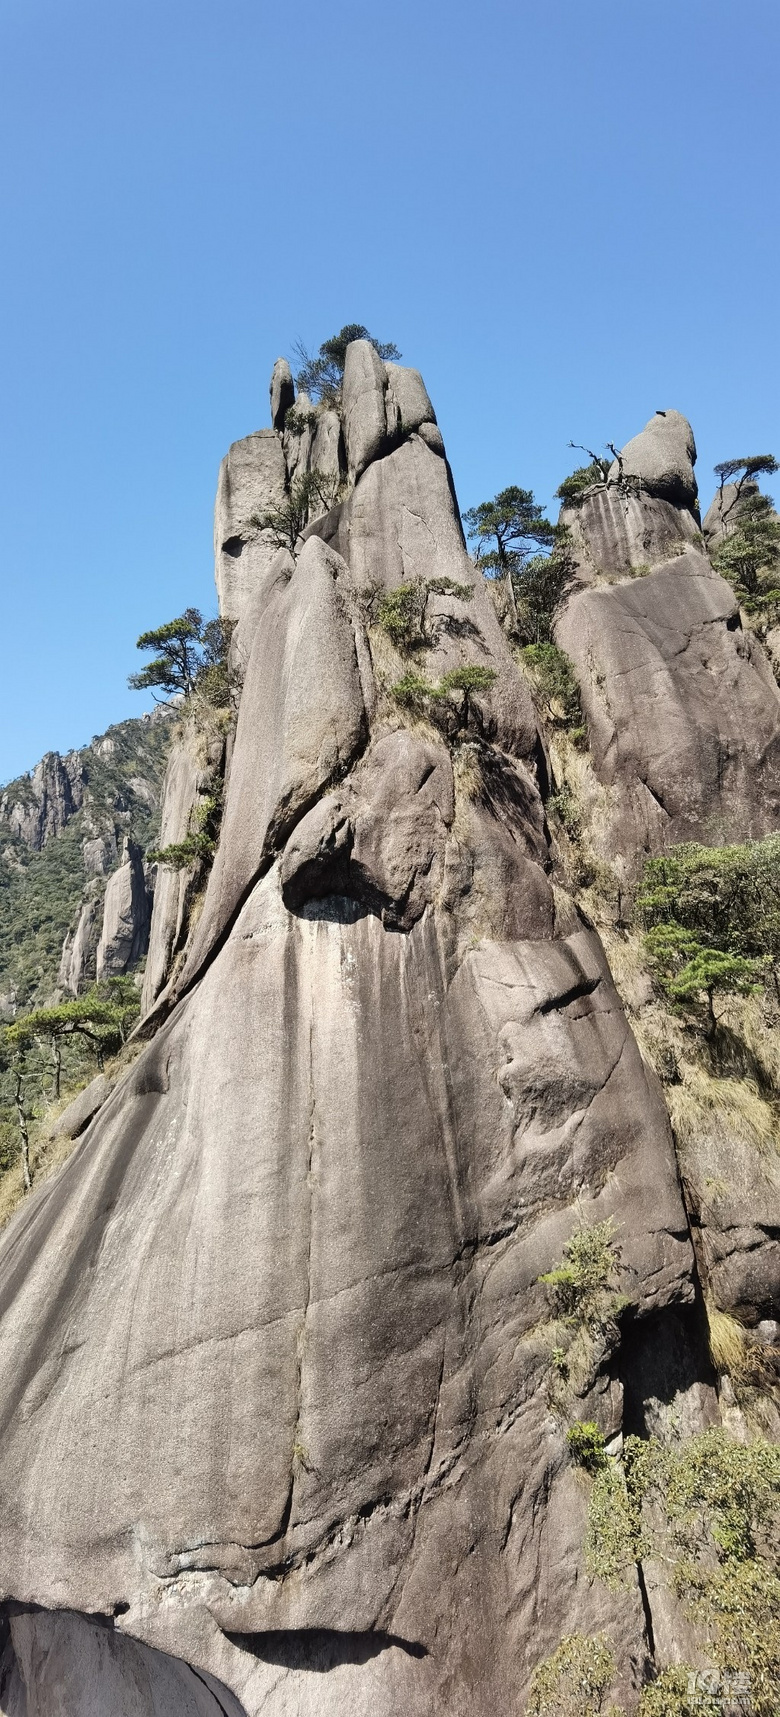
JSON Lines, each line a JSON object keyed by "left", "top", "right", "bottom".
{"left": 95, "top": 837, "right": 152, "bottom": 979}
{"left": 0, "top": 711, "right": 173, "bottom": 1013}
{"left": 0, "top": 354, "right": 777, "bottom": 1715}
{"left": 557, "top": 413, "right": 780, "bottom": 878}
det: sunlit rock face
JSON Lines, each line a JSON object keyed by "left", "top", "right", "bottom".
{"left": 0, "top": 351, "right": 723, "bottom": 1716}
{"left": 557, "top": 411, "right": 780, "bottom": 876}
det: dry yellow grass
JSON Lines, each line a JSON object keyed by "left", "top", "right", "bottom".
{"left": 666, "top": 1065, "right": 776, "bottom": 1158}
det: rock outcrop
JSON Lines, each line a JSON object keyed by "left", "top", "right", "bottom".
{"left": 0, "top": 751, "right": 84, "bottom": 851}
{"left": 141, "top": 723, "right": 216, "bottom": 1015}
{"left": 0, "top": 345, "right": 702, "bottom": 1717}
{"left": 556, "top": 412, "right": 780, "bottom": 876}
{"left": 58, "top": 890, "right": 102, "bottom": 994}
{"left": 0, "top": 354, "right": 777, "bottom": 1716}
{"left": 46, "top": 1072, "right": 113, "bottom": 1141}
{"left": 95, "top": 837, "right": 152, "bottom": 979}
{"left": 0, "top": 710, "right": 173, "bottom": 1013}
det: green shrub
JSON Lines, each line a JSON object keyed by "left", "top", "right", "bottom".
{"left": 581, "top": 1429, "right": 780, "bottom": 1714}
{"left": 148, "top": 792, "right": 222, "bottom": 871}
{"left": 284, "top": 405, "right": 320, "bottom": 436}
{"left": 584, "top": 1458, "right": 640, "bottom": 1587}
{"left": 521, "top": 643, "right": 583, "bottom": 732}
{"left": 566, "top": 1422, "right": 606, "bottom": 1472}
{"left": 526, "top": 1632, "right": 616, "bottom": 1715}
{"left": 390, "top": 665, "right": 497, "bottom": 732}
{"left": 555, "top": 463, "right": 607, "bottom": 504}
{"left": 539, "top": 1219, "right": 626, "bottom": 1331}
{"left": 636, "top": 1667, "right": 721, "bottom": 1717}
{"left": 376, "top": 576, "right": 474, "bottom": 651}
{"left": 638, "top": 838, "right": 780, "bottom": 1030}
{"left": 377, "top": 581, "right": 427, "bottom": 648}
{"left": 638, "top": 836, "right": 780, "bottom": 959}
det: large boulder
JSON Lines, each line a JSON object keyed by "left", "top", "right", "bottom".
{"left": 47, "top": 1073, "right": 113, "bottom": 1141}
{"left": 556, "top": 413, "right": 780, "bottom": 877}
{"left": 607, "top": 409, "right": 698, "bottom": 510}
{"left": 0, "top": 1608, "right": 245, "bottom": 1717}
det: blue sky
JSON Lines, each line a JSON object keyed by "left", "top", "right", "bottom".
{"left": 1, "top": 0, "right": 778, "bottom": 782}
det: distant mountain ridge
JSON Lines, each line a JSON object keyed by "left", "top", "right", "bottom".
{"left": 0, "top": 706, "right": 174, "bottom": 1012}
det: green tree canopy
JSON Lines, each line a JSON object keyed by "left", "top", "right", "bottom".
{"left": 462, "top": 486, "right": 575, "bottom": 645}
{"left": 128, "top": 609, "right": 233, "bottom": 702}
{"left": 293, "top": 324, "right": 401, "bottom": 403}
{"left": 462, "top": 486, "right": 555, "bottom": 576}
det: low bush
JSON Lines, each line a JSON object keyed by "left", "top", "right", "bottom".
{"left": 555, "top": 462, "right": 608, "bottom": 504}
{"left": 566, "top": 1422, "right": 606, "bottom": 1472}
{"left": 539, "top": 1219, "right": 626, "bottom": 1332}
{"left": 521, "top": 643, "right": 584, "bottom": 735}
{"left": 526, "top": 1632, "right": 616, "bottom": 1716}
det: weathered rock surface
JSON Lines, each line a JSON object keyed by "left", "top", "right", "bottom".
{"left": 383, "top": 362, "right": 436, "bottom": 439}
{"left": 0, "top": 752, "right": 84, "bottom": 851}
{"left": 96, "top": 838, "right": 151, "bottom": 979}
{"left": 607, "top": 408, "right": 698, "bottom": 510}
{"left": 0, "top": 1609, "right": 245, "bottom": 1716}
{"left": 214, "top": 430, "right": 288, "bottom": 626}
{"left": 562, "top": 483, "right": 703, "bottom": 583}
{"left": 557, "top": 420, "right": 780, "bottom": 875}
{"left": 141, "top": 726, "right": 212, "bottom": 1015}
{"left": 0, "top": 875, "right": 692, "bottom": 1715}
{"left": 269, "top": 357, "right": 295, "bottom": 431}
{"left": 342, "top": 338, "right": 387, "bottom": 481}
{"left": 180, "top": 535, "right": 368, "bottom": 989}
{"left": 0, "top": 353, "right": 774, "bottom": 1715}
{"left": 58, "top": 893, "right": 101, "bottom": 995}
{"left": 47, "top": 1073, "right": 113, "bottom": 1141}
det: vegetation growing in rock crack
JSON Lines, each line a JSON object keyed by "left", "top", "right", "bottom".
{"left": 292, "top": 322, "right": 401, "bottom": 404}
{"left": 578, "top": 1428, "right": 780, "bottom": 1717}
{"left": 374, "top": 575, "right": 474, "bottom": 650}
{"left": 462, "top": 485, "right": 575, "bottom": 641}
{"left": 390, "top": 664, "right": 497, "bottom": 734}
{"left": 148, "top": 790, "right": 223, "bottom": 871}
{"left": 525, "top": 1631, "right": 616, "bottom": 1715}
{"left": 249, "top": 468, "right": 346, "bottom": 555}
{"left": 539, "top": 1219, "right": 626, "bottom": 1331}
{"left": 128, "top": 609, "right": 234, "bottom": 704}
{"left": 461, "top": 482, "right": 584, "bottom": 736}
{"left": 555, "top": 448, "right": 612, "bottom": 504}
{"left": 565, "top": 1421, "right": 607, "bottom": 1472}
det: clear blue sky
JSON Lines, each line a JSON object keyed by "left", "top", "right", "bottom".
{"left": 1, "top": 0, "right": 778, "bottom": 783}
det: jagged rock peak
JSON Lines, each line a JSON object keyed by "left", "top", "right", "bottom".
{"left": 269, "top": 356, "right": 294, "bottom": 430}
{"left": 0, "top": 750, "right": 84, "bottom": 851}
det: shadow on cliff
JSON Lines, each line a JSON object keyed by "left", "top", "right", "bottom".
{"left": 225, "top": 1627, "right": 428, "bottom": 1671}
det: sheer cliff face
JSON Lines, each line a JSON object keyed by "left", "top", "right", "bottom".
{"left": 556, "top": 413, "right": 780, "bottom": 874}
{"left": 0, "top": 360, "right": 772, "bottom": 1716}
